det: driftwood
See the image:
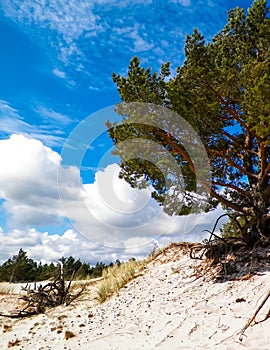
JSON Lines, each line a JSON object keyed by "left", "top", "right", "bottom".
{"left": 0, "top": 270, "right": 85, "bottom": 318}
{"left": 239, "top": 289, "right": 270, "bottom": 341}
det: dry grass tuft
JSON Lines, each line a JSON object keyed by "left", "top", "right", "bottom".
{"left": 0, "top": 285, "right": 16, "bottom": 295}
{"left": 97, "top": 259, "right": 142, "bottom": 303}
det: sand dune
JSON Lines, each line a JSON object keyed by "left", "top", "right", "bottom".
{"left": 1, "top": 243, "right": 270, "bottom": 349}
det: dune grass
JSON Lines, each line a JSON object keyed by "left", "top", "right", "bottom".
{"left": 96, "top": 244, "right": 174, "bottom": 303}
{"left": 0, "top": 284, "right": 16, "bottom": 295}
{"left": 96, "top": 259, "right": 142, "bottom": 303}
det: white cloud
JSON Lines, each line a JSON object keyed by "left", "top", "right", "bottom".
{"left": 0, "top": 99, "right": 33, "bottom": 135}
{"left": 2, "top": 0, "right": 100, "bottom": 41}
{"left": 0, "top": 0, "right": 230, "bottom": 94}
{"left": 53, "top": 68, "right": 66, "bottom": 79}
{"left": 0, "top": 134, "right": 70, "bottom": 227}
{"left": 129, "top": 26, "right": 154, "bottom": 52}
{"left": 1, "top": 0, "right": 101, "bottom": 65}
{"left": 0, "top": 134, "right": 226, "bottom": 263}
{"left": 0, "top": 228, "right": 126, "bottom": 265}
{"left": 0, "top": 0, "right": 186, "bottom": 89}
{"left": 35, "top": 105, "right": 72, "bottom": 125}
{"left": 170, "top": 0, "right": 191, "bottom": 6}
{"left": 0, "top": 100, "right": 72, "bottom": 147}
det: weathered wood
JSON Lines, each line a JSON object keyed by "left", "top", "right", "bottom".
{"left": 239, "top": 289, "right": 270, "bottom": 341}
{"left": 0, "top": 269, "right": 85, "bottom": 318}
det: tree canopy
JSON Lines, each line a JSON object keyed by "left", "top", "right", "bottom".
{"left": 108, "top": 0, "right": 270, "bottom": 244}
{"left": 0, "top": 249, "right": 112, "bottom": 282}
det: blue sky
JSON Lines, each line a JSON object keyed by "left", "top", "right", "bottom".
{"left": 0, "top": 0, "right": 254, "bottom": 264}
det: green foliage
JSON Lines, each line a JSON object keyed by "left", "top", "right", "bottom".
{"left": 89, "top": 261, "right": 107, "bottom": 278}
{"left": 0, "top": 249, "right": 111, "bottom": 283}
{"left": 0, "top": 249, "right": 38, "bottom": 283}
{"left": 109, "top": 0, "right": 270, "bottom": 241}
{"left": 35, "top": 262, "right": 57, "bottom": 281}
{"left": 220, "top": 216, "right": 245, "bottom": 239}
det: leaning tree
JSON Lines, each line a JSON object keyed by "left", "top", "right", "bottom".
{"left": 107, "top": 0, "right": 270, "bottom": 245}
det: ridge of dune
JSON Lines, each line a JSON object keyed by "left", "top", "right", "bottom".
{"left": 1, "top": 242, "right": 270, "bottom": 350}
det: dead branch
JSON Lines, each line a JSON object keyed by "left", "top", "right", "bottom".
{"left": 0, "top": 268, "right": 85, "bottom": 318}
{"left": 190, "top": 214, "right": 229, "bottom": 260}
{"left": 239, "top": 289, "right": 270, "bottom": 341}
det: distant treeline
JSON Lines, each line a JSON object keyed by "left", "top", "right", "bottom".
{"left": 0, "top": 248, "right": 115, "bottom": 283}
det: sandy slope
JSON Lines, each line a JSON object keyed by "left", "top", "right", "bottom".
{"left": 1, "top": 243, "right": 270, "bottom": 350}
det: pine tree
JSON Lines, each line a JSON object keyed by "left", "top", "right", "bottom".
{"left": 108, "top": 0, "right": 270, "bottom": 244}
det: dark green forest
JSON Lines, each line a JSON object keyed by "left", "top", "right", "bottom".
{"left": 0, "top": 248, "right": 111, "bottom": 283}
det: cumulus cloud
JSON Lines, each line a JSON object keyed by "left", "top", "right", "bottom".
{"left": 0, "top": 227, "right": 134, "bottom": 265}
{"left": 61, "top": 163, "right": 169, "bottom": 248}
{"left": 0, "top": 134, "right": 226, "bottom": 263}
{"left": 0, "top": 134, "right": 75, "bottom": 227}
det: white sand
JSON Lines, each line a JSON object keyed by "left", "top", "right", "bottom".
{"left": 1, "top": 244, "right": 270, "bottom": 349}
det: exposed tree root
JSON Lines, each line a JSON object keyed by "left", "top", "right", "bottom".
{"left": 0, "top": 270, "right": 85, "bottom": 318}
